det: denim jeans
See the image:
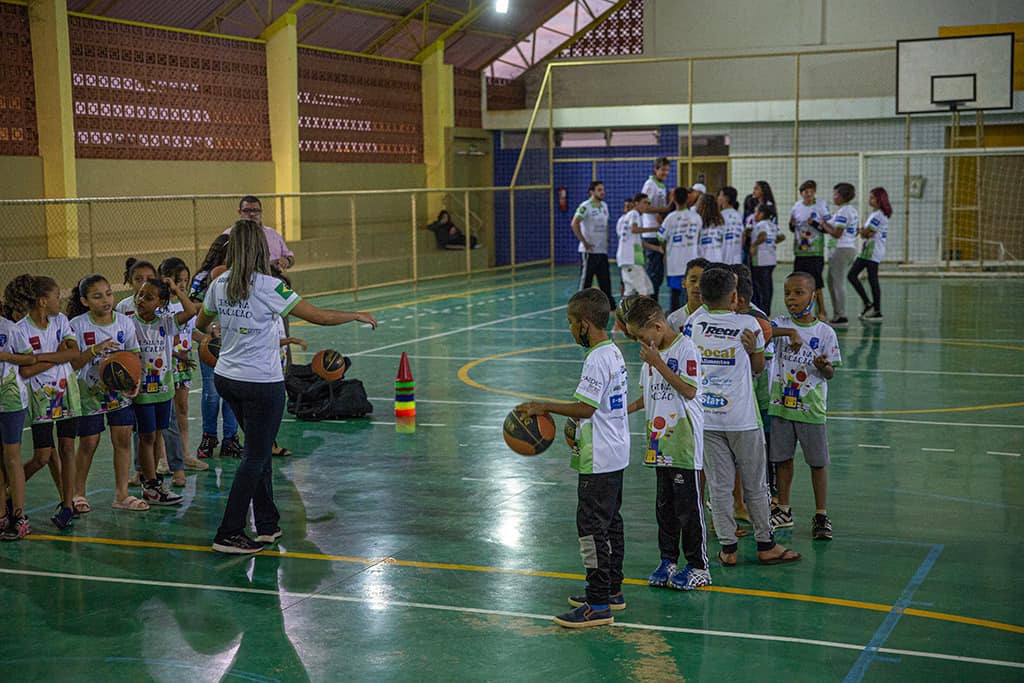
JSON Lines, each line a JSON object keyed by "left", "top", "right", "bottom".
{"left": 214, "top": 376, "right": 284, "bottom": 539}
{"left": 201, "top": 360, "right": 238, "bottom": 439}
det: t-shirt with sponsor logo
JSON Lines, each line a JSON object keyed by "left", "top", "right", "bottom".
{"left": 791, "top": 200, "right": 831, "bottom": 257}
{"left": 0, "top": 317, "right": 29, "bottom": 413}
{"left": 767, "top": 316, "right": 841, "bottom": 424}
{"left": 571, "top": 339, "right": 630, "bottom": 474}
{"left": 659, "top": 209, "right": 701, "bottom": 278}
{"left": 684, "top": 309, "right": 764, "bottom": 431}
{"left": 860, "top": 210, "right": 888, "bottom": 263}
{"left": 831, "top": 204, "right": 859, "bottom": 250}
{"left": 131, "top": 311, "right": 186, "bottom": 406}
{"left": 752, "top": 220, "right": 779, "bottom": 267}
{"left": 698, "top": 223, "right": 725, "bottom": 263}
{"left": 203, "top": 271, "right": 302, "bottom": 384}
{"left": 640, "top": 176, "right": 667, "bottom": 236}
{"left": 721, "top": 208, "right": 745, "bottom": 264}
{"left": 616, "top": 210, "right": 644, "bottom": 266}
{"left": 70, "top": 312, "right": 140, "bottom": 415}
{"left": 15, "top": 313, "right": 81, "bottom": 423}
{"left": 574, "top": 198, "right": 609, "bottom": 253}
{"left": 640, "top": 334, "right": 704, "bottom": 469}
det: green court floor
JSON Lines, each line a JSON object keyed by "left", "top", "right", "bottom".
{"left": 2, "top": 267, "right": 1022, "bottom": 682}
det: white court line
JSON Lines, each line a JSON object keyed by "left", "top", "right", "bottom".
{"left": 351, "top": 304, "right": 565, "bottom": 357}
{"left": 987, "top": 451, "right": 1021, "bottom": 458}
{"left": 462, "top": 476, "right": 558, "bottom": 486}
{"left": 921, "top": 448, "right": 955, "bottom": 453}
{"left": 859, "top": 444, "right": 891, "bottom": 449}
{"left": 0, "top": 568, "right": 1020, "bottom": 671}
{"left": 830, "top": 416, "right": 1023, "bottom": 430}
{"left": 838, "top": 368, "right": 1024, "bottom": 379}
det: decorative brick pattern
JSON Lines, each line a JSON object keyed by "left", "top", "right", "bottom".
{"left": 0, "top": 4, "right": 38, "bottom": 156}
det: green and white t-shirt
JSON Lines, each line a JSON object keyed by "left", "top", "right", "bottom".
{"left": 721, "top": 208, "right": 745, "bottom": 264}
{"left": 640, "top": 334, "right": 704, "bottom": 469}
{"left": 0, "top": 317, "right": 29, "bottom": 413}
{"left": 15, "top": 313, "right": 81, "bottom": 423}
{"left": 751, "top": 220, "right": 779, "bottom": 267}
{"left": 659, "top": 209, "right": 701, "bottom": 278}
{"left": 767, "top": 316, "right": 841, "bottom": 424}
{"left": 203, "top": 271, "right": 302, "bottom": 384}
{"left": 71, "top": 312, "right": 140, "bottom": 415}
{"left": 831, "top": 205, "right": 859, "bottom": 250}
{"left": 640, "top": 176, "right": 667, "bottom": 237}
{"left": 791, "top": 200, "right": 831, "bottom": 257}
{"left": 132, "top": 312, "right": 185, "bottom": 405}
{"left": 115, "top": 294, "right": 137, "bottom": 318}
{"left": 571, "top": 340, "right": 630, "bottom": 474}
{"left": 698, "top": 223, "right": 725, "bottom": 263}
{"left": 167, "top": 300, "right": 195, "bottom": 384}
{"left": 860, "top": 210, "right": 888, "bottom": 262}
{"left": 685, "top": 309, "right": 764, "bottom": 431}
{"left": 574, "top": 199, "right": 609, "bottom": 254}
{"left": 615, "top": 210, "right": 644, "bottom": 266}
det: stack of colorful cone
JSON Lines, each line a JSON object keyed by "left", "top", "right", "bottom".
{"left": 395, "top": 352, "right": 415, "bottom": 433}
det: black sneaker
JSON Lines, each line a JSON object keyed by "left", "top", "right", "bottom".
{"left": 858, "top": 303, "right": 873, "bottom": 319}
{"left": 770, "top": 506, "right": 794, "bottom": 529}
{"left": 220, "top": 435, "right": 243, "bottom": 458}
{"left": 197, "top": 432, "right": 218, "bottom": 459}
{"left": 863, "top": 308, "right": 884, "bottom": 322}
{"left": 212, "top": 533, "right": 264, "bottom": 555}
{"left": 812, "top": 513, "right": 833, "bottom": 540}
{"left": 828, "top": 317, "right": 849, "bottom": 328}
{"left": 1, "top": 514, "right": 29, "bottom": 541}
{"left": 51, "top": 505, "right": 74, "bottom": 530}
{"left": 255, "top": 528, "right": 282, "bottom": 544}
{"left": 568, "top": 591, "right": 626, "bottom": 611}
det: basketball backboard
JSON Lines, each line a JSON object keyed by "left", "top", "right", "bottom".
{"left": 896, "top": 33, "right": 1014, "bottom": 114}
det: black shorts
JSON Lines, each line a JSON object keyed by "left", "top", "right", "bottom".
{"left": 793, "top": 255, "right": 825, "bottom": 289}
{"left": 31, "top": 418, "right": 79, "bottom": 450}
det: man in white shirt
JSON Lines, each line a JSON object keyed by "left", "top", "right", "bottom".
{"left": 639, "top": 158, "right": 672, "bottom": 300}
{"left": 224, "top": 196, "right": 296, "bottom": 271}
{"left": 572, "top": 181, "right": 613, "bottom": 307}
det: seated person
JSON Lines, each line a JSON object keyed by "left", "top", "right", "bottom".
{"left": 427, "top": 210, "right": 480, "bottom": 250}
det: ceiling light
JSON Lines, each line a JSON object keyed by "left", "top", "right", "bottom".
{"left": 496, "top": 0, "right": 509, "bottom": 13}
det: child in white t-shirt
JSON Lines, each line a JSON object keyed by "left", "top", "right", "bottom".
{"left": 847, "top": 187, "right": 892, "bottom": 322}
{"left": 616, "top": 195, "right": 660, "bottom": 297}
{"left": 516, "top": 288, "right": 630, "bottom": 628}
{"left": 624, "top": 296, "right": 710, "bottom": 591}
{"left": 718, "top": 187, "right": 745, "bottom": 265}
{"left": 749, "top": 203, "right": 784, "bottom": 316}
{"left": 660, "top": 188, "right": 702, "bottom": 313}
{"left": 686, "top": 267, "right": 799, "bottom": 567}
{"left": 767, "top": 272, "right": 841, "bottom": 541}
{"left": 817, "top": 183, "right": 859, "bottom": 327}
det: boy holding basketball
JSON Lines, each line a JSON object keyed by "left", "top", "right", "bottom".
{"left": 516, "top": 288, "right": 630, "bottom": 628}
{"left": 624, "top": 296, "right": 710, "bottom": 591}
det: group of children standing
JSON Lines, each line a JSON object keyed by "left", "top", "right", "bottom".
{"left": 0, "top": 233, "right": 299, "bottom": 540}
{"left": 517, "top": 254, "right": 845, "bottom": 628}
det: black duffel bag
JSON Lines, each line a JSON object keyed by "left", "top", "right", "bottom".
{"left": 285, "top": 362, "right": 373, "bottom": 421}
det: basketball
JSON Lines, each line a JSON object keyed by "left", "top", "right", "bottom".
{"left": 210, "top": 265, "right": 227, "bottom": 280}
{"left": 199, "top": 334, "right": 221, "bottom": 367}
{"left": 564, "top": 417, "right": 580, "bottom": 453}
{"left": 748, "top": 309, "right": 773, "bottom": 342}
{"left": 99, "top": 351, "right": 141, "bottom": 392}
{"left": 312, "top": 349, "right": 349, "bottom": 382}
{"left": 503, "top": 410, "right": 555, "bottom": 456}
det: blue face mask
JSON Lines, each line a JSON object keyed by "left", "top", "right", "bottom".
{"left": 797, "top": 300, "right": 815, "bottom": 318}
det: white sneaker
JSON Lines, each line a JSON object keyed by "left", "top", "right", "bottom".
{"left": 156, "top": 458, "right": 170, "bottom": 475}
{"left": 183, "top": 455, "right": 209, "bottom": 471}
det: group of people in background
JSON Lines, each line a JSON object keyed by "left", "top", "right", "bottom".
{"left": 571, "top": 158, "right": 893, "bottom": 327}
{"left": 0, "top": 196, "right": 376, "bottom": 555}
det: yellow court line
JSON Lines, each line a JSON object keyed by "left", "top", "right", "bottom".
{"left": 291, "top": 275, "right": 557, "bottom": 327}
{"left": 27, "top": 534, "right": 1024, "bottom": 635}
{"left": 457, "top": 342, "right": 1024, "bottom": 416}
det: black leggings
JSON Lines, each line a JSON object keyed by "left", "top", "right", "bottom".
{"left": 847, "top": 258, "right": 881, "bottom": 313}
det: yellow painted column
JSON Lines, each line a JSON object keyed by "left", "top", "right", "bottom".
{"left": 29, "top": 0, "right": 78, "bottom": 257}
{"left": 262, "top": 13, "right": 301, "bottom": 241}
{"left": 421, "top": 42, "right": 454, "bottom": 217}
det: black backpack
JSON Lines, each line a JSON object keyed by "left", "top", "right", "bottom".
{"left": 285, "top": 363, "right": 373, "bottom": 421}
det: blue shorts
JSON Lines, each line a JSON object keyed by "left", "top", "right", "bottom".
{"left": 0, "top": 409, "right": 26, "bottom": 445}
{"left": 667, "top": 275, "right": 683, "bottom": 291}
{"left": 78, "top": 406, "right": 136, "bottom": 437}
{"left": 133, "top": 400, "right": 172, "bottom": 434}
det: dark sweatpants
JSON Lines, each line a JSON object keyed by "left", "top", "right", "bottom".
{"left": 655, "top": 467, "right": 708, "bottom": 570}
{"left": 577, "top": 469, "right": 625, "bottom": 605}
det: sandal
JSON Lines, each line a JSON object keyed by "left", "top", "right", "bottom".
{"left": 717, "top": 550, "right": 737, "bottom": 567}
{"left": 112, "top": 495, "right": 150, "bottom": 511}
{"left": 72, "top": 496, "right": 91, "bottom": 514}
{"left": 272, "top": 443, "right": 293, "bottom": 457}
{"left": 736, "top": 528, "right": 748, "bottom": 537}
{"left": 759, "top": 548, "right": 802, "bottom": 565}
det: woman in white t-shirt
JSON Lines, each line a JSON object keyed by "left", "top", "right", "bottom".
{"left": 817, "top": 183, "right": 859, "bottom": 327}
{"left": 847, "top": 187, "right": 892, "bottom": 322}
{"left": 196, "top": 220, "right": 378, "bottom": 555}
{"left": 717, "top": 186, "right": 745, "bottom": 264}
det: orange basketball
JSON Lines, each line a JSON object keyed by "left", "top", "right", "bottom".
{"left": 757, "top": 317, "right": 773, "bottom": 342}
{"left": 312, "top": 349, "right": 348, "bottom": 382}
{"left": 503, "top": 410, "right": 556, "bottom": 456}
{"left": 199, "top": 335, "right": 221, "bottom": 368}
{"left": 99, "top": 351, "right": 141, "bottom": 392}
{"left": 210, "top": 265, "right": 227, "bottom": 280}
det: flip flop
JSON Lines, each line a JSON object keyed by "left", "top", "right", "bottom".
{"left": 111, "top": 495, "right": 150, "bottom": 511}
{"left": 736, "top": 528, "right": 748, "bottom": 537}
{"left": 72, "top": 496, "right": 91, "bottom": 514}
{"left": 272, "top": 444, "right": 293, "bottom": 457}
{"left": 759, "top": 548, "right": 802, "bottom": 565}
{"left": 717, "top": 550, "right": 737, "bottom": 567}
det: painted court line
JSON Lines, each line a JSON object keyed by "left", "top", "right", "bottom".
{"left": 921, "top": 448, "right": 955, "bottom": 453}
{"left": 858, "top": 444, "right": 891, "bottom": 449}
{"left": 844, "top": 544, "right": 945, "bottom": 682}
{"left": 25, "top": 488, "right": 109, "bottom": 516}
{"left": 884, "top": 489, "right": 1019, "bottom": 510}
{"left": 831, "top": 416, "right": 1024, "bottom": 430}
{"left": 22, "top": 533, "right": 1024, "bottom": 636}
{"left": 987, "top": 451, "right": 1021, "bottom": 457}
{"left": 0, "top": 567, "right": 1020, "bottom": 671}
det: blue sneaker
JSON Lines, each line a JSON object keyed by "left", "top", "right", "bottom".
{"left": 668, "top": 566, "right": 712, "bottom": 591}
{"left": 568, "top": 591, "right": 626, "bottom": 611}
{"left": 648, "top": 558, "right": 677, "bottom": 587}
{"left": 553, "top": 603, "right": 614, "bottom": 629}
{"left": 51, "top": 506, "right": 74, "bottom": 530}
